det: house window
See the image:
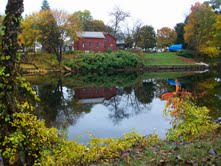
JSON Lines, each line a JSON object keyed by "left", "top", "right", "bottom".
{"left": 82, "top": 43, "right": 85, "bottom": 48}
{"left": 96, "top": 42, "right": 99, "bottom": 48}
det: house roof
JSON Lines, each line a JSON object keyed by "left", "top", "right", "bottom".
{"left": 76, "top": 31, "right": 105, "bottom": 39}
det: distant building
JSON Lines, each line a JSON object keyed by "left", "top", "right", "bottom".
{"left": 116, "top": 40, "right": 125, "bottom": 50}
{"left": 74, "top": 31, "right": 117, "bottom": 52}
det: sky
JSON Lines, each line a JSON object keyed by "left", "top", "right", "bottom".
{"left": 0, "top": 0, "right": 205, "bottom": 31}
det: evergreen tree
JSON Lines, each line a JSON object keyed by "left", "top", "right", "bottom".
{"left": 175, "top": 23, "right": 185, "bottom": 45}
{"left": 41, "top": 0, "right": 50, "bottom": 10}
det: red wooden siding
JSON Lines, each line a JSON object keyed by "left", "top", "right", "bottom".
{"left": 74, "top": 32, "right": 117, "bottom": 52}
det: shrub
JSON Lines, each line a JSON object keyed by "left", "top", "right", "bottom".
{"left": 164, "top": 96, "right": 219, "bottom": 142}
{"left": 176, "top": 49, "right": 195, "bottom": 58}
{"left": 63, "top": 51, "right": 143, "bottom": 73}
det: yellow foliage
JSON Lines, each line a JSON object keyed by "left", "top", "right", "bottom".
{"left": 184, "top": 2, "right": 216, "bottom": 56}
{"left": 164, "top": 96, "right": 219, "bottom": 142}
{"left": 199, "top": 46, "right": 219, "bottom": 57}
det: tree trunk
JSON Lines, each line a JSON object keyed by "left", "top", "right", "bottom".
{"left": 0, "top": 0, "right": 24, "bottom": 165}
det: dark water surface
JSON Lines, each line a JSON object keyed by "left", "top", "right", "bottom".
{"left": 27, "top": 71, "right": 221, "bottom": 142}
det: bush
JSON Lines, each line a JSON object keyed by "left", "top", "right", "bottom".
{"left": 63, "top": 51, "right": 143, "bottom": 73}
{"left": 176, "top": 49, "right": 195, "bottom": 58}
{"left": 164, "top": 96, "right": 219, "bottom": 142}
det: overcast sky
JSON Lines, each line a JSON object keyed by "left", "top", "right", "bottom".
{"left": 0, "top": 0, "right": 205, "bottom": 30}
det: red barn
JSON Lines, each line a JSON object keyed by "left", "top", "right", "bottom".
{"left": 74, "top": 32, "right": 117, "bottom": 52}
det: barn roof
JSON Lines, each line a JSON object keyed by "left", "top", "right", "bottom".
{"left": 76, "top": 31, "right": 105, "bottom": 39}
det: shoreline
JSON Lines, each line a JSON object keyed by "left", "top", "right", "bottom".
{"left": 21, "top": 64, "right": 210, "bottom": 75}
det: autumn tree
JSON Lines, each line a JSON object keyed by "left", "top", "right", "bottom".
{"left": 157, "top": 27, "right": 177, "bottom": 48}
{"left": 41, "top": 0, "right": 50, "bottom": 10}
{"left": 20, "top": 9, "right": 81, "bottom": 63}
{"left": 20, "top": 13, "right": 41, "bottom": 52}
{"left": 212, "top": 14, "right": 221, "bottom": 54}
{"left": 137, "top": 25, "right": 156, "bottom": 51}
{"left": 184, "top": 2, "right": 218, "bottom": 57}
{"left": 109, "top": 6, "right": 130, "bottom": 37}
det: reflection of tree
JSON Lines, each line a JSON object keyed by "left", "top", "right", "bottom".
{"left": 134, "top": 82, "right": 155, "bottom": 104}
{"left": 180, "top": 72, "right": 221, "bottom": 119}
{"left": 104, "top": 83, "right": 154, "bottom": 125}
{"left": 35, "top": 79, "right": 84, "bottom": 130}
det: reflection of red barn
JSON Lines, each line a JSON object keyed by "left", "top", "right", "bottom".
{"left": 74, "top": 32, "right": 117, "bottom": 52}
{"left": 74, "top": 87, "right": 117, "bottom": 104}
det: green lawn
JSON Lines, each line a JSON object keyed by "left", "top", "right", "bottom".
{"left": 143, "top": 52, "right": 195, "bottom": 66}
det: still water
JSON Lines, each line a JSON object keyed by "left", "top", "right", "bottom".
{"left": 27, "top": 71, "right": 221, "bottom": 142}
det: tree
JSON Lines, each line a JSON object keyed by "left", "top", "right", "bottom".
{"left": 0, "top": 15, "right": 3, "bottom": 26}
{"left": 88, "top": 19, "right": 106, "bottom": 31}
{"left": 157, "top": 27, "right": 176, "bottom": 48}
{"left": 212, "top": 14, "right": 221, "bottom": 53}
{"left": 125, "top": 34, "right": 133, "bottom": 48}
{"left": 206, "top": 0, "right": 221, "bottom": 13}
{"left": 41, "top": 0, "right": 50, "bottom": 10}
{"left": 0, "top": 15, "right": 4, "bottom": 50}
{"left": 137, "top": 25, "right": 156, "bottom": 51}
{"left": 72, "top": 10, "right": 93, "bottom": 30}
{"left": 131, "top": 20, "right": 143, "bottom": 48}
{"left": 174, "top": 23, "right": 185, "bottom": 45}
{"left": 109, "top": 6, "right": 130, "bottom": 37}
{"left": 20, "top": 13, "right": 41, "bottom": 51}
{"left": 20, "top": 9, "right": 81, "bottom": 63}
{"left": 184, "top": 2, "right": 218, "bottom": 57}
{"left": 0, "top": 0, "right": 25, "bottom": 164}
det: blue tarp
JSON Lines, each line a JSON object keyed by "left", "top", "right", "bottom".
{"left": 167, "top": 79, "right": 181, "bottom": 86}
{"left": 168, "top": 44, "right": 183, "bottom": 51}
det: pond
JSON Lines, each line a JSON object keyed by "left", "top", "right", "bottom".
{"left": 26, "top": 71, "right": 221, "bottom": 143}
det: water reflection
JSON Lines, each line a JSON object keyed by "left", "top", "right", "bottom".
{"left": 28, "top": 71, "right": 221, "bottom": 142}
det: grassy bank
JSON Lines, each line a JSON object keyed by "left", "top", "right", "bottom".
{"left": 20, "top": 51, "right": 197, "bottom": 74}
{"left": 143, "top": 52, "right": 196, "bottom": 66}
{"left": 115, "top": 133, "right": 221, "bottom": 165}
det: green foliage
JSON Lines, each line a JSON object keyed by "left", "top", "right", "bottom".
{"left": 63, "top": 51, "right": 143, "bottom": 73}
{"left": 174, "top": 23, "right": 185, "bottom": 45}
{"left": 41, "top": 0, "right": 50, "bottom": 10}
{"left": 137, "top": 25, "right": 156, "bottom": 51}
{"left": 176, "top": 49, "right": 196, "bottom": 58}
{"left": 64, "top": 72, "right": 139, "bottom": 88}
{"left": 164, "top": 97, "right": 219, "bottom": 142}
